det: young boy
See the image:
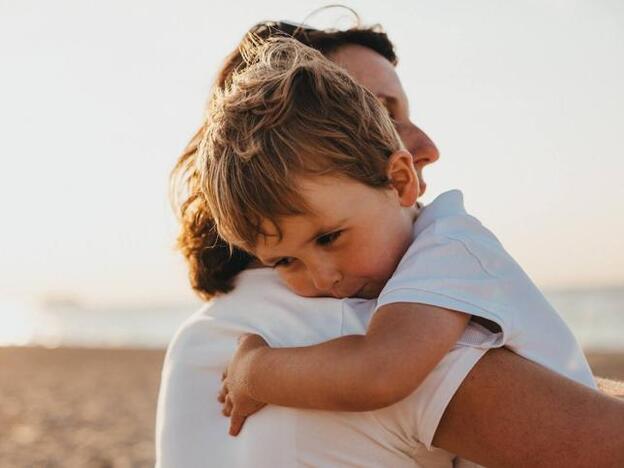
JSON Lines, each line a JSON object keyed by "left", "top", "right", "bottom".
{"left": 200, "top": 36, "right": 596, "bottom": 436}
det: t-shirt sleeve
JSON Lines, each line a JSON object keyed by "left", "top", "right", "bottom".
{"left": 377, "top": 224, "right": 516, "bottom": 349}
{"left": 408, "top": 327, "right": 489, "bottom": 449}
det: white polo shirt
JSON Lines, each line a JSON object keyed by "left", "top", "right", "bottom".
{"left": 377, "top": 190, "right": 596, "bottom": 389}
{"left": 156, "top": 268, "right": 489, "bottom": 467}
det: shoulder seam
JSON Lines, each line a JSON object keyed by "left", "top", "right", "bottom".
{"left": 443, "top": 234, "right": 499, "bottom": 278}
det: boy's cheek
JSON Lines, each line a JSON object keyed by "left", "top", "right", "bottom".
{"left": 346, "top": 254, "right": 390, "bottom": 281}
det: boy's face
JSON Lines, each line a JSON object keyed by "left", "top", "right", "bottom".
{"left": 253, "top": 151, "right": 419, "bottom": 299}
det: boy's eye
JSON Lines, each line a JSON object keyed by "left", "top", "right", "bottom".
{"left": 273, "top": 257, "right": 294, "bottom": 268}
{"left": 316, "top": 231, "right": 341, "bottom": 246}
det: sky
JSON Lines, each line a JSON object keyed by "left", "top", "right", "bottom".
{"left": 0, "top": 0, "right": 623, "bottom": 307}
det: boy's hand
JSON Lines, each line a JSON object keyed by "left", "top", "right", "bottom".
{"left": 218, "top": 333, "right": 269, "bottom": 436}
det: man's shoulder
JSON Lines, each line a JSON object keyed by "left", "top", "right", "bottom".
{"left": 162, "top": 305, "right": 238, "bottom": 368}
{"left": 163, "top": 269, "right": 284, "bottom": 365}
{"left": 166, "top": 268, "right": 347, "bottom": 360}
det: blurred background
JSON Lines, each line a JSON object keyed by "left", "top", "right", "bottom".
{"left": 1, "top": 1, "right": 622, "bottom": 466}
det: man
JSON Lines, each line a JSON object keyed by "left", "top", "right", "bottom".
{"left": 158, "top": 20, "right": 624, "bottom": 467}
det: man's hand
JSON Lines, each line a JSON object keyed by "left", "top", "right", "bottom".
{"left": 218, "top": 333, "right": 269, "bottom": 436}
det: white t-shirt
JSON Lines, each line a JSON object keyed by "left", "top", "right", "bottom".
{"left": 156, "top": 268, "right": 489, "bottom": 467}
{"left": 378, "top": 189, "right": 596, "bottom": 389}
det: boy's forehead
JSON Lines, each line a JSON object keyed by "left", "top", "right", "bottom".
{"left": 298, "top": 174, "right": 366, "bottom": 210}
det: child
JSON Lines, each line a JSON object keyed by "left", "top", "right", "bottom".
{"left": 199, "top": 36, "right": 596, "bottom": 436}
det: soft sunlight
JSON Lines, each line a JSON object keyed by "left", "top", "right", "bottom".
{"left": 1, "top": 1, "right": 622, "bottom": 307}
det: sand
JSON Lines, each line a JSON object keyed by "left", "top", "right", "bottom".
{"left": 0, "top": 347, "right": 622, "bottom": 467}
{"left": 0, "top": 347, "right": 164, "bottom": 468}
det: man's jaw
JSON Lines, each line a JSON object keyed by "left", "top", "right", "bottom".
{"left": 417, "top": 172, "right": 427, "bottom": 197}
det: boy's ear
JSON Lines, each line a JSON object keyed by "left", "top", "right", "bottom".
{"left": 387, "top": 150, "right": 420, "bottom": 207}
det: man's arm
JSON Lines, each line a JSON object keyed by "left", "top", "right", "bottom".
{"left": 434, "top": 348, "right": 624, "bottom": 467}
{"left": 225, "top": 303, "right": 469, "bottom": 412}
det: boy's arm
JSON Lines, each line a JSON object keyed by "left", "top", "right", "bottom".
{"left": 224, "top": 303, "right": 469, "bottom": 414}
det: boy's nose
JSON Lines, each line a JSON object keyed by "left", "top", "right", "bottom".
{"left": 309, "top": 264, "right": 342, "bottom": 294}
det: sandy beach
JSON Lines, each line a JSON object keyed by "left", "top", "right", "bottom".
{"left": 1, "top": 347, "right": 623, "bottom": 467}
{"left": 0, "top": 347, "right": 164, "bottom": 468}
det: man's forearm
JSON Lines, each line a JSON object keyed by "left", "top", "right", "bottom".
{"left": 434, "top": 348, "right": 624, "bottom": 467}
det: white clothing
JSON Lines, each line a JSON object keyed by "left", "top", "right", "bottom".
{"left": 156, "top": 268, "right": 488, "bottom": 467}
{"left": 378, "top": 190, "right": 596, "bottom": 389}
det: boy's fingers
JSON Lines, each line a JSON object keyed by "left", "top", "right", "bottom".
{"left": 222, "top": 396, "right": 233, "bottom": 417}
{"left": 229, "top": 412, "right": 246, "bottom": 436}
{"left": 217, "top": 383, "right": 228, "bottom": 403}
{"left": 249, "top": 402, "right": 266, "bottom": 416}
{"left": 238, "top": 333, "right": 252, "bottom": 344}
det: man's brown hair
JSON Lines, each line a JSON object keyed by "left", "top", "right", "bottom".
{"left": 170, "top": 20, "right": 398, "bottom": 299}
{"left": 199, "top": 36, "right": 402, "bottom": 250}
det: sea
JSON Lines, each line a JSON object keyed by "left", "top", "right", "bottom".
{"left": 0, "top": 288, "right": 623, "bottom": 351}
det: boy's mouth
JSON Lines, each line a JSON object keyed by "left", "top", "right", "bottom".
{"left": 328, "top": 281, "right": 382, "bottom": 299}
{"left": 353, "top": 283, "right": 369, "bottom": 298}
{"left": 350, "top": 282, "right": 381, "bottom": 299}
{"left": 329, "top": 283, "right": 367, "bottom": 299}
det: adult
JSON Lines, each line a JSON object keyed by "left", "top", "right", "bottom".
{"left": 157, "top": 20, "right": 624, "bottom": 467}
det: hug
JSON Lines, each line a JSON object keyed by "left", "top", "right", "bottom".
{"left": 158, "top": 18, "right": 624, "bottom": 468}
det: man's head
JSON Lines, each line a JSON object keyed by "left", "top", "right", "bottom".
{"left": 216, "top": 22, "right": 439, "bottom": 195}
{"left": 328, "top": 43, "right": 439, "bottom": 195}
{"left": 200, "top": 37, "right": 420, "bottom": 298}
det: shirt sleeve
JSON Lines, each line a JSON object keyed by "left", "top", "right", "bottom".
{"left": 377, "top": 228, "right": 516, "bottom": 349}
{"left": 408, "top": 325, "right": 490, "bottom": 449}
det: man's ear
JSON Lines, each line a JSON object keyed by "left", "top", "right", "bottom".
{"left": 387, "top": 150, "right": 420, "bottom": 207}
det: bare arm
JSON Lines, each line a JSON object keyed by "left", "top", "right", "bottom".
{"left": 434, "top": 348, "right": 624, "bottom": 467}
{"left": 225, "top": 303, "right": 469, "bottom": 412}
